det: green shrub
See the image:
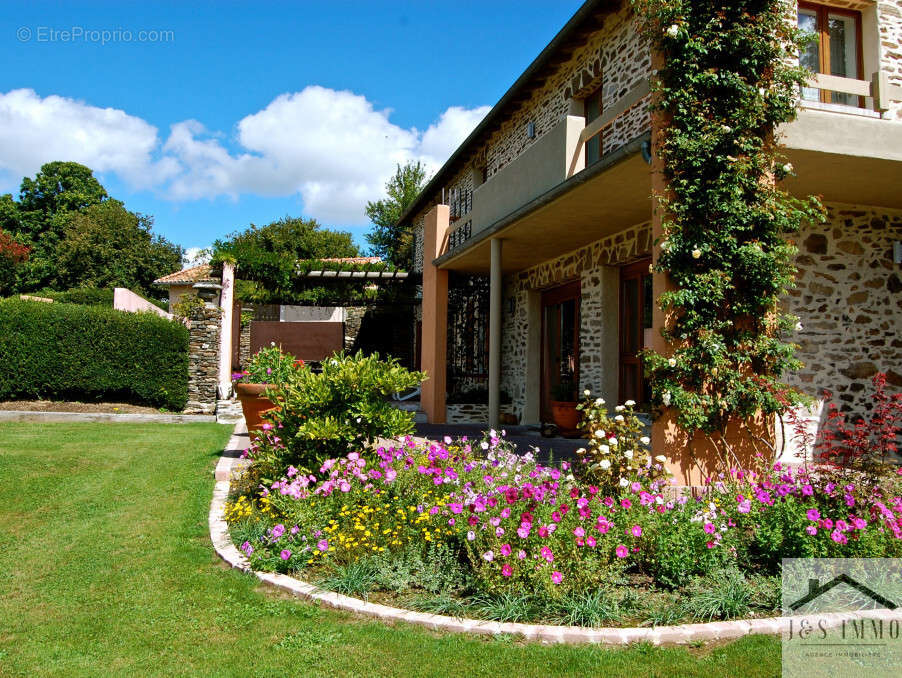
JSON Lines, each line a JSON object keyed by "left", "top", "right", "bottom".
{"left": 0, "top": 298, "right": 188, "bottom": 410}
{"left": 264, "top": 350, "right": 425, "bottom": 472}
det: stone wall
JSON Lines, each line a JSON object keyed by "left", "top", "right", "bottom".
{"left": 501, "top": 221, "right": 653, "bottom": 421}
{"left": 185, "top": 304, "right": 222, "bottom": 415}
{"left": 446, "top": 403, "right": 517, "bottom": 425}
{"left": 345, "top": 306, "right": 366, "bottom": 352}
{"left": 878, "top": 1, "right": 902, "bottom": 120}
{"left": 785, "top": 202, "right": 902, "bottom": 414}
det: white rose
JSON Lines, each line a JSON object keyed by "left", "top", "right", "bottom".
{"left": 660, "top": 240, "right": 670, "bottom": 251}
{"left": 600, "top": 444, "right": 610, "bottom": 454}
{"left": 609, "top": 437, "right": 618, "bottom": 447}
{"left": 640, "top": 436, "right": 651, "bottom": 445}
{"left": 668, "top": 358, "right": 677, "bottom": 368}
{"left": 795, "top": 322, "right": 803, "bottom": 332}
{"left": 655, "top": 455, "right": 667, "bottom": 463}
{"left": 691, "top": 248, "right": 702, "bottom": 259}
{"left": 783, "top": 163, "right": 793, "bottom": 174}
{"left": 576, "top": 447, "right": 586, "bottom": 455}
{"left": 615, "top": 405, "right": 625, "bottom": 413}
{"left": 584, "top": 389, "right": 591, "bottom": 396}
{"left": 666, "top": 24, "right": 680, "bottom": 38}
{"left": 614, "top": 415, "right": 625, "bottom": 423}
{"left": 625, "top": 400, "right": 636, "bottom": 407}
{"left": 619, "top": 477, "right": 630, "bottom": 488}
{"left": 599, "top": 459, "right": 611, "bottom": 470}
{"left": 721, "top": 124, "right": 732, "bottom": 133}
{"left": 624, "top": 449, "right": 634, "bottom": 459}
{"left": 595, "top": 397, "right": 605, "bottom": 406}
{"left": 662, "top": 391, "right": 672, "bottom": 407}
{"left": 759, "top": 87, "right": 767, "bottom": 97}
{"left": 595, "top": 429, "right": 606, "bottom": 439}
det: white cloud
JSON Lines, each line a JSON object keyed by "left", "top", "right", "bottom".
{"left": 0, "top": 86, "right": 489, "bottom": 225}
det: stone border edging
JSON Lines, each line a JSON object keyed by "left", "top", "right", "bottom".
{"left": 209, "top": 422, "right": 901, "bottom": 645}
{"left": 0, "top": 410, "right": 217, "bottom": 424}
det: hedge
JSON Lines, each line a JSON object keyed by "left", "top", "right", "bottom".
{"left": 0, "top": 298, "right": 189, "bottom": 410}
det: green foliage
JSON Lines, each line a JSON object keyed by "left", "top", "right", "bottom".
{"left": 34, "top": 287, "right": 115, "bottom": 306}
{"left": 265, "top": 351, "right": 425, "bottom": 472}
{"left": 234, "top": 344, "right": 304, "bottom": 384}
{"left": 317, "top": 560, "right": 380, "bottom": 598}
{"left": 548, "top": 589, "right": 624, "bottom": 627}
{"left": 171, "top": 292, "right": 207, "bottom": 319}
{"left": 56, "top": 201, "right": 182, "bottom": 293}
{"left": 212, "top": 216, "right": 361, "bottom": 305}
{"left": 365, "top": 161, "right": 428, "bottom": 269}
{"left": 681, "top": 568, "right": 753, "bottom": 621}
{"left": 0, "top": 226, "right": 29, "bottom": 296}
{"left": 631, "top": 1, "right": 825, "bottom": 433}
{"left": 0, "top": 298, "right": 188, "bottom": 409}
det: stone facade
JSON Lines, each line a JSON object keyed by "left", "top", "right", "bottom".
{"left": 785, "top": 202, "right": 902, "bottom": 413}
{"left": 878, "top": 1, "right": 902, "bottom": 120}
{"left": 446, "top": 403, "right": 517, "bottom": 425}
{"left": 344, "top": 306, "right": 366, "bottom": 352}
{"left": 501, "top": 222, "right": 653, "bottom": 422}
{"left": 185, "top": 304, "right": 223, "bottom": 415}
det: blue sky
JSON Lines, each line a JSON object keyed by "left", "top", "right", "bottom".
{"left": 0, "top": 1, "right": 583, "bottom": 260}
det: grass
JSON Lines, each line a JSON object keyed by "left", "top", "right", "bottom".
{"left": 0, "top": 422, "right": 782, "bottom": 677}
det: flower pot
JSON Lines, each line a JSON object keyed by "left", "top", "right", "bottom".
{"left": 234, "top": 382, "right": 275, "bottom": 431}
{"left": 550, "top": 400, "right": 581, "bottom": 437}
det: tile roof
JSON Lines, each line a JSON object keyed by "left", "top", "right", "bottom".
{"left": 153, "top": 264, "right": 214, "bottom": 286}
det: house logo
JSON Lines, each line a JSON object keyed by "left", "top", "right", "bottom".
{"left": 789, "top": 574, "right": 898, "bottom": 612}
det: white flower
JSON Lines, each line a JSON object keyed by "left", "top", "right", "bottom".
{"left": 583, "top": 389, "right": 591, "bottom": 396}
{"left": 691, "top": 248, "right": 702, "bottom": 259}
{"left": 721, "top": 124, "right": 732, "bottom": 133}
{"left": 624, "top": 400, "right": 636, "bottom": 407}
{"left": 655, "top": 455, "right": 667, "bottom": 463}
{"left": 270, "top": 341, "right": 276, "bottom": 347}
{"left": 666, "top": 24, "right": 680, "bottom": 38}
{"left": 615, "top": 405, "right": 625, "bottom": 413}
{"left": 623, "top": 449, "right": 634, "bottom": 459}
{"left": 660, "top": 240, "right": 670, "bottom": 251}
{"left": 795, "top": 322, "right": 803, "bottom": 332}
{"left": 599, "top": 459, "right": 612, "bottom": 470}
{"left": 600, "top": 444, "right": 611, "bottom": 455}
{"left": 655, "top": 495, "right": 664, "bottom": 504}
{"left": 759, "top": 87, "right": 767, "bottom": 97}
{"left": 595, "top": 429, "right": 606, "bottom": 439}
{"left": 640, "top": 436, "right": 651, "bottom": 446}
{"left": 619, "top": 477, "right": 630, "bottom": 488}
{"left": 783, "top": 163, "right": 794, "bottom": 174}
{"left": 648, "top": 263, "right": 654, "bottom": 274}
{"left": 668, "top": 357, "right": 677, "bottom": 368}
{"left": 489, "top": 429, "right": 497, "bottom": 438}
{"left": 614, "top": 414, "right": 625, "bottom": 423}
{"left": 662, "top": 391, "right": 672, "bottom": 407}
{"left": 595, "top": 397, "right": 605, "bottom": 406}
{"left": 609, "top": 437, "right": 618, "bottom": 447}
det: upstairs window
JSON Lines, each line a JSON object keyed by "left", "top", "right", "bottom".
{"left": 798, "top": 2, "right": 863, "bottom": 107}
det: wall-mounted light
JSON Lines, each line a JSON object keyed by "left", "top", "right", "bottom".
{"left": 641, "top": 139, "right": 653, "bottom": 165}
{"left": 526, "top": 121, "right": 536, "bottom": 139}
{"left": 894, "top": 241, "right": 902, "bottom": 265}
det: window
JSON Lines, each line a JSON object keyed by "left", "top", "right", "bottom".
{"left": 798, "top": 2, "right": 863, "bottom": 107}
{"left": 584, "top": 87, "right": 603, "bottom": 166}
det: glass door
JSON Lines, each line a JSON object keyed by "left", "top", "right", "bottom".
{"left": 619, "top": 260, "right": 653, "bottom": 406}
{"left": 541, "top": 281, "right": 581, "bottom": 420}
{"left": 798, "top": 3, "right": 863, "bottom": 106}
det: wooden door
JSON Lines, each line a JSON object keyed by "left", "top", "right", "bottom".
{"left": 619, "top": 260, "right": 652, "bottom": 406}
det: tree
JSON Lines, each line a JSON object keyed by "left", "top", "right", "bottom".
{"left": 365, "top": 161, "right": 428, "bottom": 269}
{"left": 15, "top": 162, "right": 110, "bottom": 291}
{"left": 56, "top": 201, "right": 182, "bottom": 294}
{"left": 214, "top": 216, "right": 360, "bottom": 303}
{"left": 0, "top": 228, "right": 29, "bottom": 296}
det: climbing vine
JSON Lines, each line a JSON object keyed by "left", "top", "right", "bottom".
{"left": 631, "top": 0, "right": 824, "bottom": 433}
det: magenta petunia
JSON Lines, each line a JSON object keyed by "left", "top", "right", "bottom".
{"left": 280, "top": 549, "right": 291, "bottom": 560}
{"left": 806, "top": 508, "right": 820, "bottom": 521}
{"left": 501, "top": 564, "right": 513, "bottom": 577}
{"left": 631, "top": 524, "right": 642, "bottom": 538}
{"left": 615, "top": 544, "right": 628, "bottom": 558}
{"left": 500, "top": 543, "right": 512, "bottom": 557}
{"left": 551, "top": 571, "right": 563, "bottom": 585}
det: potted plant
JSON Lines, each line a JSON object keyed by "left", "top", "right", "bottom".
{"left": 233, "top": 344, "right": 304, "bottom": 431}
{"left": 550, "top": 377, "right": 580, "bottom": 437}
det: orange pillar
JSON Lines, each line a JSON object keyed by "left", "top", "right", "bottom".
{"left": 420, "top": 205, "right": 450, "bottom": 424}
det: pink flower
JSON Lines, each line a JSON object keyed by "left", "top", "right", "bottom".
{"left": 317, "top": 539, "right": 329, "bottom": 552}
{"left": 540, "top": 546, "right": 554, "bottom": 563}
{"left": 631, "top": 524, "right": 642, "bottom": 538}
{"left": 806, "top": 509, "right": 820, "bottom": 521}
{"left": 706, "top": 541, "right": 715, "bottom": 549}
{"left": 517, "top": 549, "right": 526, "bottom": 560}
{"left": 615, "top": 544, "right": 628, "bottom": 558}
{"left": 500, "top": 543, "right": 512, "bottom": 557}
{"left": 831, "top": 530, "right": 847, "bottom": 544}
{"left": 551, "top": 511, "right": 562, "bottom": 523}
{"left": 703, "top": 522, "right": 715, "bottom": 534}
{"left": 621, "top": 499, "right": 632, "bottom": 509}
{"left": 551, "top": 571, "right": 563, "bottom": 585}
{"left": 806, "top": 526, "right": 817, "bottom": 536}
{"left": 280, "top": 549, "right": 291, "bottom": 560}
{"left": 573, "top": 526, "right": 586, "bottom": 538}
{"left": 517, "top": 524, "right": 531, "bottom": 539}
{"left": 483, "top": 550, "right": 494, "bottom": 562}
{"left": 501, "top": 564, "right": 513, "bottom": 577}
{"left": 737, "top": 499, "right": 751, "bottom": 514}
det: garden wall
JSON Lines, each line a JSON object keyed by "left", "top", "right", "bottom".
{"left": 0, "top": 298, "right": 189, "bottom": 410}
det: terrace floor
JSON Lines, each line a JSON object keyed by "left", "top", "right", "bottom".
{"left": 414, "top": 422, "right": 587, "bottom": 465}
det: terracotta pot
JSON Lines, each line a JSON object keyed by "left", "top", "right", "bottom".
{"left": 234, "top": 382, "right": 275, "bottom": 431}
{"left": 550, "top": 400, "right": 581, "bottom": 437}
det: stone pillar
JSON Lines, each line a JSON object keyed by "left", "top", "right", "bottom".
{"left": 185, "top": 304, "right": 222, "bottom": 415}
{"left": 488, "top": 238, "right": 503, "bottom": 429}
{"left": 218, "top": 263, "right": 235, "bottom": 399}
{"left": 421, "top": 205, "right": 450, "bottom": 424}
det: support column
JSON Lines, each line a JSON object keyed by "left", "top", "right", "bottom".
{"left": 488, "top": 238, "right": 503, "bottom": 429}
{"left": 420, "top": 205, "right": 450, "bottom": 424}
{"left": 217, "top": 262, "right": 235, "bottom": 399}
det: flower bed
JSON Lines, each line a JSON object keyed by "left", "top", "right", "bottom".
{"left": 226, "top": 387, "right": 902, "bottom": 627}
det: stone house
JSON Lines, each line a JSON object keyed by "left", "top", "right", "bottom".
{"left": 403, "top": 0, "right": 902, "bottom": 480}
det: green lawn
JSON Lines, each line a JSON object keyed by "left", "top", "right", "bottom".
{"left": 0, "top": 422, "right": 782, "bottom": 677}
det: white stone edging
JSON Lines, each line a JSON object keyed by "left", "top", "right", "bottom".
{"left": 209, "top": 422, "right": 901, "bottom": 645}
